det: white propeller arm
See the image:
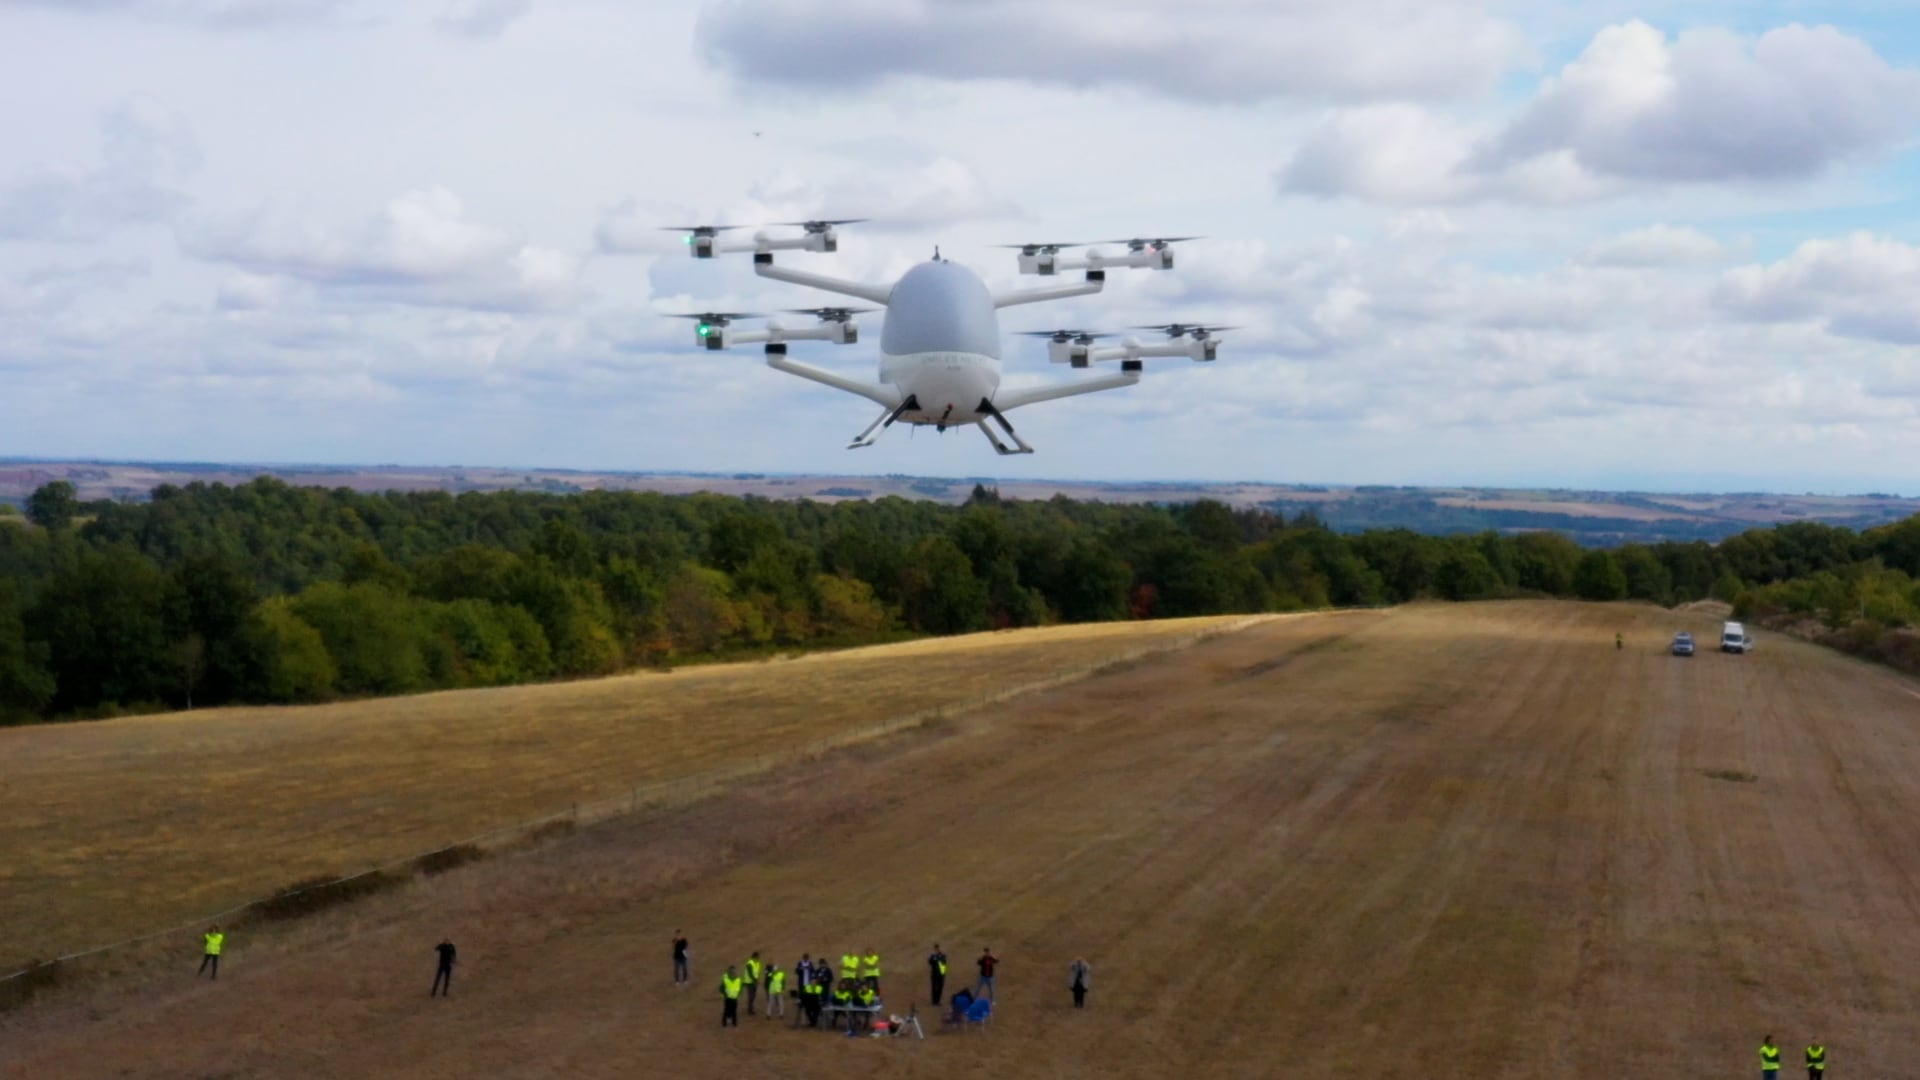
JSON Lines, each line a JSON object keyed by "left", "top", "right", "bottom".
{"left": 992, "top": 276, "right": 1105, "bottom": 309}
{"left": 991, "top": 370, "right": 1140, "bottom": 412}
{"left": 1085, "top": 340, "right": 1208, "bottom": 363}
{"left": 753, "top": 256, "right": 893, "bottom": 306}
{"left": 764, "top": 345, "right": 903, "bottom": 408}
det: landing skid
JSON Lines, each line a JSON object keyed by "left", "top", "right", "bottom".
{"left": 848, "top": 394, "right": 920, "bottom": 449}
{"left": 976, "top": 397, "right": 1034, "bottom": 455}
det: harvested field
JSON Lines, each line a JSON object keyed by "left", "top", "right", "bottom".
{"left": 8, "top": 600, "right": 1920, "bottom": 1078}
{"left": 0, "top": 616, "right": 1253, "bottom": 969}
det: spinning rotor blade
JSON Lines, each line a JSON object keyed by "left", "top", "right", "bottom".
{"left": 1132, "top": 322, "right": 1238, "bottom": 339}
{"left": 997, "top": 241, "right": 1088, "bottom": 256}
{"left": 774, "top": 218, "right": 869, "bottom": 234}
{"left": 1018, "top": 329, "right": 1115, "bottom": 345}
{"left": 1106, "top": 235, "right": 1201, "bottom": 252}
{"left": 782, "top": 306, "right": 876, "bottom": 322}
{"left": 667, "top": 311, "right": 762, "bottom": 325}
{"left": 662, "top": 225, "right": 745, "bottom": 237}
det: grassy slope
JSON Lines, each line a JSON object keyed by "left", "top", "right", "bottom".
{"left": 0, "top": 616, "right": 1253, "bottom": 968}
{"left": 10, "top": 601, "right": 1920, "bottom": 1077}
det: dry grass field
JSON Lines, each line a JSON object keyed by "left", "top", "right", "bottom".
{"left": 9, "top": 600, "right": 1920, "bottom": 1078}
{"left": 0, "top": 616, "right": 1254, "bottom": 970}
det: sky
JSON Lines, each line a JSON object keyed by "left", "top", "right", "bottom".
{"left": 2, "top": 0, "right": 1919, "bottom": 494}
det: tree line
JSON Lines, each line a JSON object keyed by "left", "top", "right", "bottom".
{"left": 5, "top": 477, "right": 1920, "bottom": 724}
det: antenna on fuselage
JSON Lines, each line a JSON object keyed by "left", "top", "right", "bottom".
{"left": 933, "top": 245, "right": 941, "bottom": 262}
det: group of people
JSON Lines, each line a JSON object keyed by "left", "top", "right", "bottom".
{"left": 1759, "top": 1035, "right": 1826, "bottom": 1078}
{"left": 679, "top": 933, "right": 1086, "bottom": 1032}
{"left": 709, "top": 942, "right": 891, "bottom": 1032}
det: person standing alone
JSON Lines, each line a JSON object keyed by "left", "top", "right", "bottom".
{"left": 719, "top": 965, "right": 744, "bottom": 1027}
{"left": 928, "top": 943, "right": 948, "bottom": 1005}
{"left": 975, "top": 947, "right": 998, "bottom": 1001}
{"left": 1069, "top": 957, "right": 1091, "bottom": 1009}
{"left": 1805, "top": 1039, "right": 1826, "bottom": 1079}
{"left": 197, "top": 926, "right": 224, "bottom": 981}
{"left": 431, "top": 938, "right": 456, "bottom": 997}
{"left": 672, "top": 929, "right": 690, "bottom": 987}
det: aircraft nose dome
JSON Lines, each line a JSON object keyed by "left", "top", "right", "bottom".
{"left": 880, "top": 261, "right": 1001, "bottom": 359}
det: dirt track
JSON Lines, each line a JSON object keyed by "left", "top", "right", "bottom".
{"left": 8, "top": 601, "right": 1920, "bottom": 1077}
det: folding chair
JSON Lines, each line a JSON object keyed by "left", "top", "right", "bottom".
{"left": 964, "top": 998, "right": 992, "bottom": 1031}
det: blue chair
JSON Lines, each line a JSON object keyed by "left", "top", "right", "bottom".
{"left": 964, "top": 998, "right": 992, "bottom": 1030}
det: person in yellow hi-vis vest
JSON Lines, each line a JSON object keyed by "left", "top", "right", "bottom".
{"left": 862, "top": 946, "right": 881, "bottom": 992}
{"left": 1760, "top": 1035, "right": 1782, "bottom": 1078}
{"left": 719, "top": 965, "right": 744, "bottom": 1028}
{"left": 1805, "top": 1039, "right": 1826, "bottom": 1079}
{"left": 840, "top": 951, "right": 860, "bottom": 983}
{"left": 197, "top": 925, "right": 224, "bottom": 981}
{"left": 744, "top": 952, "right": 763, "bottom": 1015}
{"left": 764, "top": 964, "right": 786, "bottom": 1020}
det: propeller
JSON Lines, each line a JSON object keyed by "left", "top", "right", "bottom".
{"left": 662, "top": 225, "right": 745, "bottom": 239}
{"left": 1019, "top": 329, "right": 1113, "bottom": 346}
{"left": 667, "top": 311, "right": 762, "bottom": 338}
{"left": 783, "top": 306, "right": 876, "bottom": 323}
{"left": 998, "top": 242, "right": 1088, "bottom": 257}
{"left": 1133, "top": 322, "right": 1239, "bottom": 340}
{"left": 1106, "top": 235, "right": 1201, "bottom": 252}
{"left": 774, "top": 218, "right": 868, "bottom": 234}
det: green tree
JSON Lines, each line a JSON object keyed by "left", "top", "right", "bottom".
{"left": 238, "top": 598, "right": 337, "bottom": 703}
{"left": 25, "top": 481, "right": 79, "bottom": 531}
{"left": 1512, "top": 532, "right": 1582, "bottom": 595}
{"left": 1055, "top": 539, "right": 1131, "bottom": 622}
{"left": 0, "top": 581, "right": 54, "bottom": 721}
{"left": 27, "top": 547, "right": 173, "bottom": 711}
{"left": 899, "top": 537, "right": 988, "bottom": 634}
{"left": 812, "top": 573, "right": 891, "bottom": 639}
{"left": 1434, "top": 544, "right": 1502, "bottom": 601}
{"left": 289, "top": 581, "right": 431, "bottom": 695}
{"left": 1614, "top": 545, "right": 1674, "bottom": 604}
{"left": 1572, "top": 550, "right": 1628, "bottom": 601}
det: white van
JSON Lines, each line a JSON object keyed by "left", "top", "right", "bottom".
{"left": 1721, "top": 621, "right": 1753, "bottom": 654}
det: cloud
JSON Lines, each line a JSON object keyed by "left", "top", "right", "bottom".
{"left": 1582, "top": 224, "right": 1724, "bottom": 267}
{"left": 435, "top": 0, "right": 530, "bottom": 38}
{"left": 186, "top": 187, "right": 582, "bottom": 312}
{"left": 1715, "top": 233, "right": 1920, "bottom": 344}
{"left": 0, "top": 259, "right": 149, "bottom": 316}
{"left": 1278, "top": 20, "right": 1920, "bottom": 204}
{"left": 0, "top": 99, "right": 201, "bottom": 241}
{"left": 2, "top": 0, "right": 370, "bottom": 28}
{"left": 596, "top": 155, "right": 1021, "bottom": 254}
{"left": 694, "top": 0, "right": 1525, "bottom": 104}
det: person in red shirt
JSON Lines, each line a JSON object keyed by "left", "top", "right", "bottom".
{"left": 975, "top": 947, "right": 998, "bottom": 1001}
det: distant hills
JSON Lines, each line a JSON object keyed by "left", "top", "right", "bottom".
{"left": 4, "top": 458, "right": 1917, "bottom": 546}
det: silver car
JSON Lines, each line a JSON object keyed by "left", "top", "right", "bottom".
{"left": 1671, "top": 631, "right": 1695, "bottom": 656}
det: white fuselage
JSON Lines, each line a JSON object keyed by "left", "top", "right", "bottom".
{"left": 878, "top": 260, "right": 1003, "bottom": 427}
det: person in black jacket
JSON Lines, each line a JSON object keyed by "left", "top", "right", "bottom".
{"left": 928, "top": 943, "right": 948, "bottom": 1005}
{"left": 432, "top": 939, "right": 456, "bottom": 997}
